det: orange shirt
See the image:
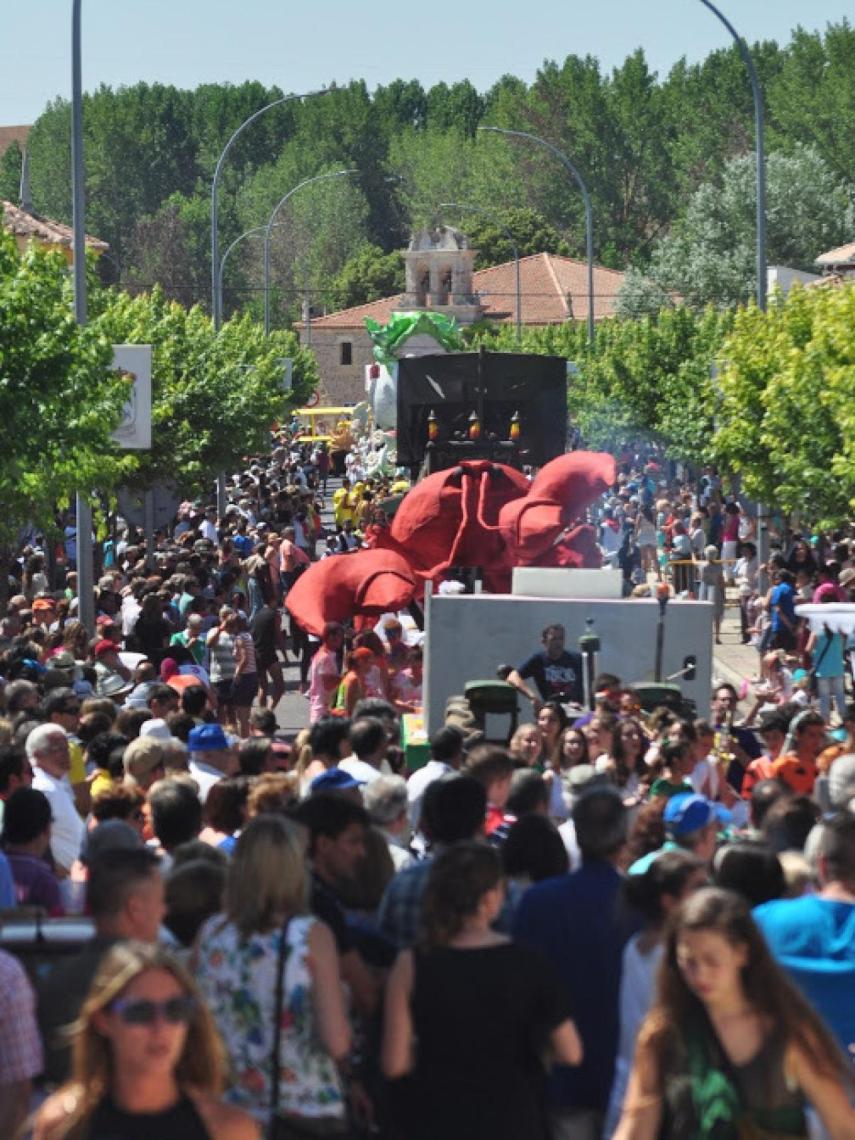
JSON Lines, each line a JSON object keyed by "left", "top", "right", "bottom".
{"left": 817, "top": 742, "right": 848, "bottom": 775}
{"left": 771, "top": 752, "right": 818, "bottom": 796}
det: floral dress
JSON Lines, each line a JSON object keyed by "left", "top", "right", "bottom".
{"left": 196, "top": 913, "right": 346, "bottom": 1126}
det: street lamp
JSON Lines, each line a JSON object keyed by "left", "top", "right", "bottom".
{"left": 210, "top": 88, "right": 328, "bottom": 331}
{"left": 699, "top": 0, "right": 769, "bottom": 589}
{"left": 437, "top": 201, "right": 521, "bottom": 344}
{"left": 263, "top": 168, "right": 358, "bottom": 336}
{"left": 478, "top": 125, "right": 595, "bottom": 345}
{"left": 698, "top": 1, "right": 766, "bottom": 312}
{"left": 70, "top": 0, "right": 95, "bottom": 633}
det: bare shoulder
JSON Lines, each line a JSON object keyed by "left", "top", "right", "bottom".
{"left": 191, "top": 1092, "right": 261, "bottom": 1140}
{"left": 33, "top": 1088, "right": 83, "bottom": 1140}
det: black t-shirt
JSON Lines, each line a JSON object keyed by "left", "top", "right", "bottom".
{"left": 517, "top": 648, "right": 584, "bottom": 704}
{"left": 87, "top": 1094, "right": 210, "bottom": 1140}
{"left": 406, "top": 942, "right": 572, "bottom": 1140}
{"left": 310, "top": 872, "right": 353, "bottom": 955}
{"left": 250, "top": 605, "right": 278, "bottom": 664}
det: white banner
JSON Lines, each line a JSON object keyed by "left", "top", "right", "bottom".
{"left": 111, "top": 344, "right": 152, "bottom": 449}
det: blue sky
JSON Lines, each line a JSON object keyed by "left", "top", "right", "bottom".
{"left": 1, "top": 1, "right": 850, "bottom": 124}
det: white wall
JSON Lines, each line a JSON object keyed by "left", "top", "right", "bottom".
{"left": 423, "top": 594, "right": 713, "bottom": 732}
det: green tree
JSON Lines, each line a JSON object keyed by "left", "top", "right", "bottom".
{"left": 0, "top": 141, "right": 23, "bottom": 203}
{"left": 0, "top": 234, "right": 126, "bottom": 603}
{"left": 769, "top": 21, "right": 855, "bottom": 184}
{"left": 714, "top": 284, "right": 855, "bottom": 526}
{"left": 330, "top": 244, "right": 404, "bottom": 309}
{"left": 649, "top": 146, "right": 855, "bottom": 307}
{"left": 446, "top": 207, "right": 569, "bottom": 269}
{"left": 93, "top": 286, "right": 318, "bottom": 491}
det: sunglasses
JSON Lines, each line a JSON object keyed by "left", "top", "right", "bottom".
{"left": 109, "top": 995, "right": 196, "bottom": 1026}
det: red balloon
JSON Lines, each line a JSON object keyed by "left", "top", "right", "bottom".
{"left": 285, "top": 549, "right": 419, "bottom": 637}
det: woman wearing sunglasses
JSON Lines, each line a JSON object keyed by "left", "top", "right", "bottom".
{"left": 33, "top": 941, "right": 257, "bottom": 1139}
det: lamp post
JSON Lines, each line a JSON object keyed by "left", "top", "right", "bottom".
{"left": 209, "top": 88, "right": 327, "bottom": 514}
{"left": 263, "top": 168, "right": 358, "bottom": 336}
{"left": 210, "top": 88, "right": 328, "bottom": 330}
{"left": 699, "top": 0, "right": 769, "bottom": 588}
{"left": 478, "top": 125, "right": 595, "bottom": 345}
{"left": 438, "top": 201, "right": 521, "bottom": 344}
{"left": 70, "top": 0, "right": 95, "bottom": 634}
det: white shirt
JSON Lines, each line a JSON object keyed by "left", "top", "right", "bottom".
{"left": 188, "top": 758, "right": 224, "bottom": 803}
{"left": 339, "top": 756, "right": 389, "bottom": 785}
{"left": 199, "top": 519, "right": 218, "bottom": 544}
{"left": 31, "top": 767, "right": 85, "bottom": 873}
{"left": 406, "top": 759, "right": 451, "bottom": 830}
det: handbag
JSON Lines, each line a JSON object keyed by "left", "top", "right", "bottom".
{"left": 268, "top": 918, "right": 348, "bottom": 1140}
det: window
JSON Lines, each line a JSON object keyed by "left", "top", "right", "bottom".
{"left": 339, "top": 341, "right": 353, "bottom": 366}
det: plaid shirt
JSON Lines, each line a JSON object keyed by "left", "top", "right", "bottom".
{"left": 377, "top": 857, "right": 434, "bottom": 950}
{"left": 377, "top": 849, "right": 522, "bottom": 950}
{"left": 0, "top": 950, "right": 43, "bottom": 1083}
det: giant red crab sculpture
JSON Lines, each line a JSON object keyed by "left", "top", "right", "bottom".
{"left": 286, "top": 450, "right": 616, "bottom": 636}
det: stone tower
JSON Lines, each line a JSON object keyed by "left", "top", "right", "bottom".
{"left": 401, "top": 225, "right": 482, "bottom": 324}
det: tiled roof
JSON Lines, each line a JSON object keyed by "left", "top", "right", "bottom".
{"left": 305, "top": 253, "right": 624, "bottom": 330}
{"left": 2, "top": 200, "right": 109, "bottom": 251}
{"left": 807, "top": 272, "right": 849, "bottom": 290}
{"left": 0, "top": 125, "right": 30, "bottom": 157}
{"left": 814, "top": 240, "right": 855, "bottom": 267}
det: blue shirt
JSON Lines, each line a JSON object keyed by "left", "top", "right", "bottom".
{"left": 754, "top": 894, "right": 855, "bottom": 1056}
{"left": 0, "top": 850, "right": 16, "bottom": 909}
{"left": 513, "top": 860, "right": 638, "bottom": 1112}
{"left": 770, "top": 581, "right": 796, "bottom": 633}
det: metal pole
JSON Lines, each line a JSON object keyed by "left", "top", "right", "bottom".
{"left": 211, "top": 89, "right": 328, "bottom": 516}
{"left": 211, "top": 88, "right": 328, "bottom": 331}
{"left": 71, "top": 0, "right": 95, "bottom": 635}
{"left": 263, "top": 168, "right": 358, "bottom": 336}
{"left": 438, "top": 201, "right": 521, "bottom": 344}
{"left": 699, "top": 1, "right": 769, "bottom": 586}
{"left": 478, "top": 126, "right": 595, "bottom": 345}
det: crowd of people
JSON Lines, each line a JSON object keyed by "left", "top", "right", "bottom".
{"left": 0, "top": 428, "right": 853, "bottom": 1139}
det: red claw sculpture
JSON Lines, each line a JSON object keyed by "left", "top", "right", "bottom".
{"left": 286, "top": 450, "right": 616, "bottom": 632}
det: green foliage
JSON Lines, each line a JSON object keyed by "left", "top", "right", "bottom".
{"left": 16, "top": 23, "right": 855, "bottom": 315}
{"left": 443, "top": 207, "right": 569, "bottom": 270}
{"left": 649, "top": 145, "right": 855, "bottom": 307}
{"left": 0, "top": 141, "right": 23, "bottom": 203}
{"left": 330, "top": 245, "right": 404, "bottom": 309}
{"left": 93, "top": 286, "right": 318, "bottom": 492}
{"left": 0, "top": 232, "right": 126, "bottom": 544}
{"left": 714, "top": 283, "right": 855, "bottom": 526}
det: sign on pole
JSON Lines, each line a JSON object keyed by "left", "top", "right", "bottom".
{"left": 111, "top": 344, "right": 152, "bottom": 449}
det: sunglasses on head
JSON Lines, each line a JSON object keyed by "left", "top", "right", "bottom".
{"left": 109, "top": 994, "right": 196, "bottom": 1026}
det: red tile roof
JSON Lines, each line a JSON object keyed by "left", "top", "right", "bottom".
{"left": 2, "top": 200, "right": 109, "bottom": 251}
{"left": 305, "top": 252, "right": 624, "bottom": 330}
{"left": 0, "top": 125, "right": 30, "bottom": 158}
{"left": 814, "top": 240, "right": 855, "bottom": 268}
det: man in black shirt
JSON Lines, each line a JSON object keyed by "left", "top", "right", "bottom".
{"left": 507, "top": 623, "right": 584, "bottom": 710}
{"left": 294, "top": 793, "right": 380, "bottom": 1015}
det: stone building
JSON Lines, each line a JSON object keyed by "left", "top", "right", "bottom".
{"left": 300, "top": 225, "right": 625, "bottom": 404}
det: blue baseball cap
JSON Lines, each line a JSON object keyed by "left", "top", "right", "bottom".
{"left": 664, "top": 794, "right": 731, "bottom": 837}
{"left": 310, "top": 768, "right": 364, "bottom": 794}
{"left": 188, "top": 723, "right": 230, "bottom": 752}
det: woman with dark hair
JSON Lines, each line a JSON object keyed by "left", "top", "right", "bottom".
{"left": 502, "top": 814, "right": 570, "bottom": 886}
{"left": 605, "top": 718, "right": 647, "bottom": 801}
{"left": 605, "top": 850, "right": 707, "bottom": 1137}
{"left": 713, "top": 840, "right": 785, "bottom": 908}
{"left": 613, "top": 887, "right": 855, "bottom": 1139}
{"left": 382, "top": 841, "right": 582, "bottom": 1140}
{"left": 34, "top": 941, "right": 256, "bottom": 1139}
{"left": 536, "top": 701, "right": 569, "bottom": 820}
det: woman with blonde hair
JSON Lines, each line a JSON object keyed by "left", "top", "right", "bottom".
{"left": 33, "top": 940, "right": 256, "bottom": 1139}
{"left": 195, "top": 814, "right": 351, "bottom": 1133}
